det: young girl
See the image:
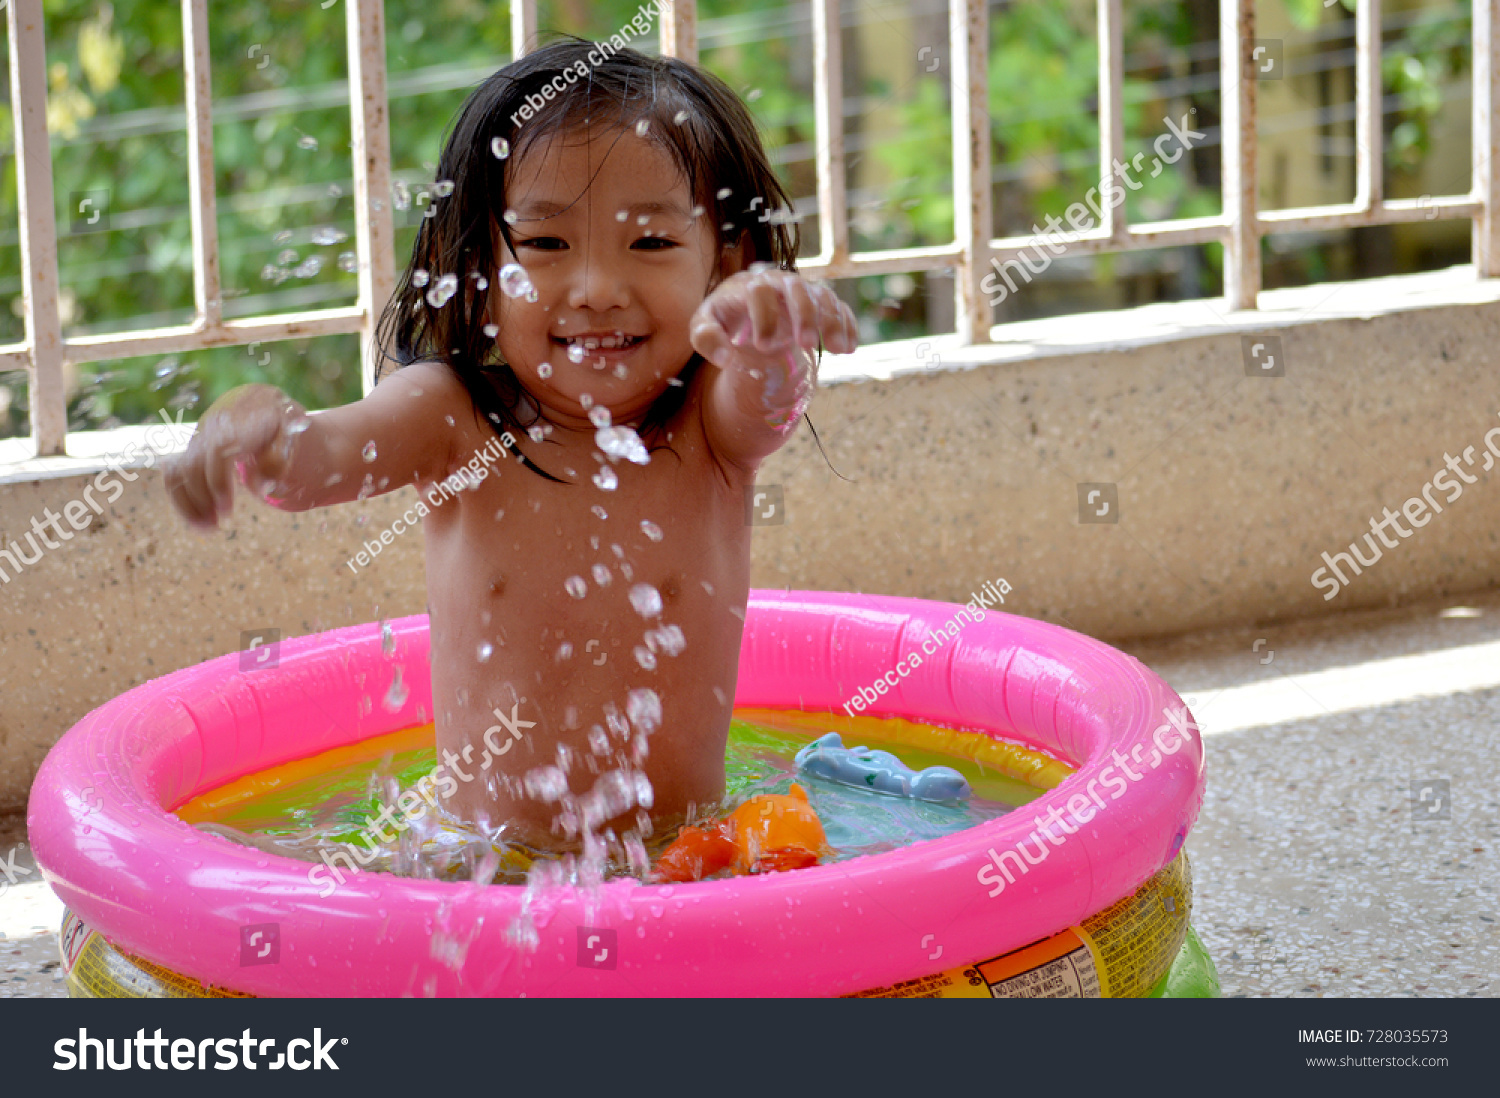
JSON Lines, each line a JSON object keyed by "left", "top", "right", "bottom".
{"left": 163, "top": 40, "right": 857, "bottom": 860}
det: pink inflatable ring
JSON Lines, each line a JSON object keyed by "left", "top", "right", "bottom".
{"left": 27, "top": 591, "right": 1205, "bottom": 996}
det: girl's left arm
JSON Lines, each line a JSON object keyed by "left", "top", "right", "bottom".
{"left": 691, "top": 266, "right": 857, "bottom": 472}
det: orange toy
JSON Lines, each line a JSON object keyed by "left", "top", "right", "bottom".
{"left": 653, "top": 784, "right": 829, "bottom": 882}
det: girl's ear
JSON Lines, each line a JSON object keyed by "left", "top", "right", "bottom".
{"left": 714, "top": 232, "right": 750, "bottom": 286}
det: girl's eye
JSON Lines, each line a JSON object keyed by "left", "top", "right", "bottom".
{"left": 517, "top": 236, "right": 566, "bottom": 251}
{"left": 632, "top": 237, "right": 678, "bottom": 250}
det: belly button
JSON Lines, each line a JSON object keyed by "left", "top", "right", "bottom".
{"left": 661, "top": 575, "right": 680, "bottom": 602}
{"left": 489, "top": 575, "right": 505, "bottom": 596}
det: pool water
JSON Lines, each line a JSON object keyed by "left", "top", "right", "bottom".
{"left": 176, "top": 708, "right": 1066, "bottom": 886}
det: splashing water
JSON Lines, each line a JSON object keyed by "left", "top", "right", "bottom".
{"left": 591, "top": 505, "right": 607, "bottom": 520}
{"left": 565, "top": 576, "right": 588, "bottom": 599}
{"left": 595, "top": 426, "right": 650, "bottom": 465}
{"left": 634, "top": 647, "right": 657, "bottom": 670}
{"left": 634, "top": 119, "right": 651, "bottom": 137}
{"left": 498, "top": 263, "right": 534, "bottom": 300}
{"left": 311, "top": 226, "right": 347, "bottom": 245}
{"left": 592, "top": 467, "right": 618, "bottom": 492}
{"left": 297, "top": 134, "right": 318, "bottom": 150}
{"left": 338, "top": 252, "right": 358, "bottom": 273}
{"left": 588, "top": 407, "right": 611, "bottom": 428}
{"left": 647, "top": 624, "right": 685, "bottom": 657}
{"left": 628, "top": 584, "right": 663, "bottom": 618}
{"left": 673, "top": 110, "right": 691, "bottom": 124}
{"left": 382, "top": 669, "right": 409, "bottom": 712}
{"left": 591, "top": 564, "right": 612, "bottom": 587}
{"left": 381, "top": 621, "right": 396, "bottom": 655}
{"left": 716, "top": 186, "right": 733, "bottom": 199}
{"left": 626, "top": 688, "right": 662, "bottom": 733}
{"left": 362, "top": 441, "right": 378, "bottom": 463}
{"left": 640, "top": 520, "right": 663, "bottom": 541}
{"left": 432, "top": 180, "right": 455, "bottom": 198}
{"left": 491, "top": 137, "right": 510, "bottom": 159}
{"left": 537, "top": 363, "right": 554, "bottom": 379}
{"left": 426, "top": 275, "right": 458, "bottom": 308}
{"left": 566, "top": 343, "right": 587, "bottom": 364}
{"left": 483, "top": 323, "right": 499, "bottom": 338}
{"left": 412, "top": 269, "right": 429, "bottom": 288}
{"left": 477, "top": 642, "right": 493, "bottom": 662}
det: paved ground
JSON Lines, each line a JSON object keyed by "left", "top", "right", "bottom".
{"left": 2, "top": 588, "right": 1496, "bottom": 998}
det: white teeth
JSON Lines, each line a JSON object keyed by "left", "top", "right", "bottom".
{"left": 565, "top": 334, "right": 635, "bottom": 350}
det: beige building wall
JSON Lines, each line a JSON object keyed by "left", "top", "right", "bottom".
{"left": 4, "top": 272, "right": 1498, "bottom": 811}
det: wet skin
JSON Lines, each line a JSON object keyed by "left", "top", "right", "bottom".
{"left": 164, "top": 126, "right": 857, "bottom": 850}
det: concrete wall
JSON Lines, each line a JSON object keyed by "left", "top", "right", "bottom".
{"left": 4, "top": 269, "right": 1499, "bottom": 810}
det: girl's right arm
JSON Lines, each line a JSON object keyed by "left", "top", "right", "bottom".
{"left": 163, "top": 359, "right": 467, "bottom": 529}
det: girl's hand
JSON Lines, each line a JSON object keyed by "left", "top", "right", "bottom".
{"left": 690, "top": 264, "right": 857, "bottom": 372}
{"left": 692, "top": 265, "right": 858, "bottom": 471}
{"left": 163, "top": 384, "right": 305, "bottom": 529}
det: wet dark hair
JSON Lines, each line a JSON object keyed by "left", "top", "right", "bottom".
{"left": 372, "top": 37, "right": 803, "bottom": 481}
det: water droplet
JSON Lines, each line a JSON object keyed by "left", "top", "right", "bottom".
{"left": 716, "top": 187, "right": 732, "bottom": 200}
{"left": 477, "top": 642, "right": 493, "bottom": 662}
{"left": 273, "top": 229, "right": 294, "bottom": 245}
{"left": 297, "top": 134, "right": 319, "bottom": 150}
{"left": 503, "top": 209, "right": 519, "bottom": 225}
{"left": 537, "top": 362, "right": 553, "bottom": 378}
{"left": 382, "top": 668, "right": 409, "bottom": 711}
{"left": 566, "top": 343, "right": 587, "bottom": 364}
{"left": 382, "top": 621, "right": 396, "bottom": 655}
{"left": 293, "top": 257, "right": 323, "bottom": 278}
{"left": 483, "top": 323, "right": 499, "bottom": 338}
{"left": 426, "top": 274, "right": 458, "bottom": 307}
{"left": 634, "top": 118, "right": 651, "bottom": 137}
{"left": 338, "top": 251, "right": 358, "bottom": 273}
{"left": 747, "top": 88, "right": 763, "bottom": 101}
{"left": 634, "top": 646, "right": 657, "bottom": 670}
{"left": 393, "top": 180, "right": 412, "bottom": 210}
{"left": 588, "top": 406, "right": 611, "bottom": 428}
{"left": 360, "top": 440, "right": 378, "bottom": 463}
{"left": 433, "top": 179, "right": 455, "bottom": 197}
{"left": 276, "top": 248, "right": 299, "bottom": 266}
{"left": 412, "top": 269, "right": 430, "bottom": 288}
{"left": 626, "top": 688, "right": 662, "bottom": 734}
{"left": 673, "top": 110, "right": 691, "bottom": 124}
{"left": 636, "top": 214, "right": 650, "bottom": 226}
{"left": 591, "top": 564, "right": 612, "bottom": 587}
{"left": 591, "top": 505, "right": 607, "bottom": 520}
{"left": 690, "top": 204, "right": 705, "bottom": 218}
{"left": 556, "top": 642, "right": 573, "bottom": 660}
{"left": 311, "top": 226, "right": 347, "bottom": 245}
{"left": 649, "top": 624, "right": 685, "bottom": 656}
{"left": 615, "top": 209, "right": 629, "bottom": 222}
{"left": 595, "top": 426, "right": 650, "bottom": 465}
{"left": 498, "top": 263, "right": 534, "bottom": 299}
{"left": 491, "top": 136, "right": 511, "bottom": 159}
{"left": 528, "top": 425, "right": 545, "bottom": 443}
{"left": 565, "top": 576, "right": 588, "bottom": 599}
{"left": 588, "top": 726, "right": 610, "bottom": 755}
{"left": 592, "top": 467, "right": 618, "bottom": 491}
{"left": 629, "top": 584, "right": 662, "bottom": 618}
{"left": 640, "top": 520, "right": 663, "bottom": 541}
{"left": 524, "top": 766, "right": 569, "bottom": 803}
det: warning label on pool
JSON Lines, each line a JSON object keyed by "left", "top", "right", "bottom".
{"left": 845, "top": 854, "right": 1190, "bottom": 999}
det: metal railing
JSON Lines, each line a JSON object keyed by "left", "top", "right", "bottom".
{"left": 2, "top": 0, "right": 1494, "bottom": 460}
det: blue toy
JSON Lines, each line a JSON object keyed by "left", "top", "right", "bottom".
{"left": 793, "top": 732, "right": 971, "bottom": 803}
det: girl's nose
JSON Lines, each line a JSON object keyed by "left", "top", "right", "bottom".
{"left": 565, "top": 253, "right": 631, "bottom": 313}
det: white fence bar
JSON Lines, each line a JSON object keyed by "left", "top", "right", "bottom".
{"left": 5, "top": 0, "right": 1500, "bottom": 463}
{"left": 182, "top": 0, "right": 222, "bottom": 333}
{"left": 512, "top": 0, "right": 537, "bottom": 61}
{"left": 8, "top": 0, "right": 66, "bottom": 455}
{"left": 1220, "top": 0, "right": 1259, "bottom": 309}
{"left": 1098, "top": 0, "right": 1126, "bottom": 246}
{"left": 1354, "top": 0, "right": 1383, "bottom": 211}
{"left": 811, "top": 0, "right": 848, "bottom": 269}
{"left": 951, "top": 0, "right": 992, "bottom": 343}
{"left": 660, "top": 0, "right": 698, "bottom": 62}
{"left": 348, "top": 0, "right": 395, "bottom": 392}
{"left": 1476, "top": 0, "right": 1499, "bottom": 275}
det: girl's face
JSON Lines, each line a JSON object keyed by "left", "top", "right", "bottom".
{"left": 489, "top": 124, "right": 742, "bottom": 430}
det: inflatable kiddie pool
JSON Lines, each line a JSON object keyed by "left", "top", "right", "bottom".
{"left": 28, "top": 591, "right": 1216, "bottom": 997}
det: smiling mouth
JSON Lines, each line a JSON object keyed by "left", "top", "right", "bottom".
{"left": 552, "top": 333, "right": 646, "bottom": 353}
